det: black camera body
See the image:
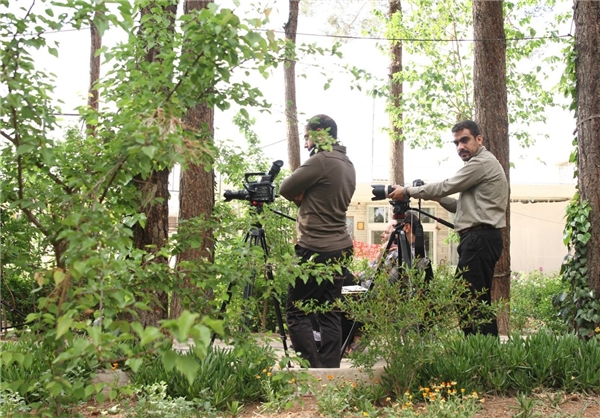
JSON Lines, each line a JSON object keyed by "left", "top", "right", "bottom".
{"left": 224, "top": 160, "right": 284, "bottom": 204}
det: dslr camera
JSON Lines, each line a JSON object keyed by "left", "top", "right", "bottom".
{"left": 224, "top": 160, "right": 284, "bottom": 204}
{"left": 371, "top": 179, "right": 424, "bottom": 216}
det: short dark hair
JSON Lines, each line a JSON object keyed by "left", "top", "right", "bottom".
{"left": 451, "top": 120, "right": 481, "bottom": 137}
{"left": 306, "top": 114, "right": 337, "bottom": 139}
{"left": 402, "top": 210, "right": 422, "bottom": 227}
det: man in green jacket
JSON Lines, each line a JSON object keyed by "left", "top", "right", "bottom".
{"left": 280, "top": 114, "right": 356, "bottom": 368}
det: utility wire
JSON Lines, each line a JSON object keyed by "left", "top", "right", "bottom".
{"left": 261, "top": 28, "right": 572, "bottom": 43}
{"left": 16, "top": 25, "right": 571, "bottom": 43}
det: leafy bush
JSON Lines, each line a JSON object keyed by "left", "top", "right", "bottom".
{"left": 129, "top": 342, "right": 289, "bottom": 410}
{"left": 341, "top": 264, "right": 493, "bottom": 396}
{"left": 510, "top": 270, "right": 569, "bottom": 334}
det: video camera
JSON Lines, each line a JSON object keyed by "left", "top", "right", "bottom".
{"left": 224, "top": 160, "right": 284, "bottom": 204}
{"left": 371, "top": 179, "right": 424, "bottom": 218}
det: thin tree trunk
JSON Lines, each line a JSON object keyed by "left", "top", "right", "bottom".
{"left": 473, "top": 0, "right": 510, "bottom": 334}
{"left": 388, "top": 0, "right": 403, "bottom": 185}
{"left": 87, "top": 10, "right": 102, "bottom": 136}
{"left": 284, "top": 0, "right": 301, "bottom": 171}
{"left": 575, "top": 0, "right": 600, "bottom": 296}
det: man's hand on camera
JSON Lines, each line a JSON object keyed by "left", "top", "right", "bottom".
{"left": 387, "top": 185, "right": 405, "bottom": 201}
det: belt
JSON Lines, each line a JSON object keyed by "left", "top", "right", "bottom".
{"left": 458, "top": 224, "right": 495, "bottom": 237}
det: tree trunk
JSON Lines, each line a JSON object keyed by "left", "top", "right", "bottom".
{"left": 284, "top": 0, "right": 301, "bottom": 171}
{"left": 131, "top": 1, "right": 178, "bottom": 327}
{"left": 170, "top": 0, "right": 216, "bottom": 320}
{"left": 575, "top": 1, "right": 600, "bottom": 297}
{"left": 472, "top": 0, "right": 511, "bottom": 334}
{"left": 388, "top": 0, "right": 403, "bottom": 186}
{"left": 132, "top": 169, "right": 171, "bottom": 326}
{"left": 87, "top": 10, "right": 102, "bottom": 137}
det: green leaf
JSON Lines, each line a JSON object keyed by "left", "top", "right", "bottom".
{"left": 141, "top": 145, "right": 157, "bottom": 159}
{"left": 56, "top": 316, "right": 73, "bottom": 339}
{"left": 126, "top": 357, "right": 143, "bottom": 373}
{"left": 162, "top": 349, "right": 177, "bottom": 372}
{"left": 175, "top": 354, "right": 199, "bottom": 385}
{"left": 16, "top": 144, "right": 35, "bottom": 155}
{"left": 140, "top": 326, "right": 162, "bottom": 346}
{"left": 175, "top": 310, "right": 199, "bottom": 343}
{"left": 87, "top": 324, "right": 101, "bottom": 345}
{"left": 53, "top": 269, "right": 66, "bottom": 285}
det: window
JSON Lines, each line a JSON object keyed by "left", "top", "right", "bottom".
{"left": 368, "top": 206, "right": 390, "bottom": 223}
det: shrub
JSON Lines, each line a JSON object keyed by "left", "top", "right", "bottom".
{"left": 129, "top": 341, "right": 289, "bottom": 411}
{"left": 341, "top": 264, "right": 493, "bottom": 396}
{"left": 510, "top": 270, "right": 569, "bottom": 334}
{"left": 419, "top": 331, "right": 600, "bottom": 395}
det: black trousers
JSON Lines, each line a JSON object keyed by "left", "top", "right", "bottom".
{"left": 456, "top": 228, "right": 503, "bottom": 336}
{"left": 286, "top": 245, "right": 353, "bottom": 368}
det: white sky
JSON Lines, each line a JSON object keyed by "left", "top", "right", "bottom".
{"left": 13, "top": 0, "right": 577, "bottom": 186}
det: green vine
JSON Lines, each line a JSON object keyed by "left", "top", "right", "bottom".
{"left": 555, "top": 197, "right": 600, "bottom": 338}
{"left": 552, "top": 37, "right": 600, "bottom": 339}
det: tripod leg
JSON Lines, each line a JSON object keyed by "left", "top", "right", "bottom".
{"left": 211, "top": 230, "right": 253, "bottom": 345}
{"left": 341, "top": 318, "right": 360, "bottom": 356}
{"left": 257, "top": 231, "right": 290, "bottom": 360}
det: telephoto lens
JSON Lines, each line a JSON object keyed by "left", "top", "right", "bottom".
{"left": 370, "top": 184, "right": 394, "bottom": 201}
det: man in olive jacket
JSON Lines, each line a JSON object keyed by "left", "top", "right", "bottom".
{"left": 279, "top": 114, "right": 356, "bottom": 368}
{"left": 389, "top": 120, "right": 508, "bottom": 336}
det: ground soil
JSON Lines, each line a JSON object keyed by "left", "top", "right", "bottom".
{"left": 234, "top": 393, "right": 600, "bottom": 417}
{"left": 78, "top": 392, "right": 600, "bottom": 417}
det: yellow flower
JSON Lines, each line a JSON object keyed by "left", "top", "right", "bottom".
{"left": 363, "top": 412, "right": 369, "bottom": 417}
{"left": 111, "top": 363, "right": 118, "bottom": 371}
{"left": 423, "top": 387, "right": 430, "bottom": 393}
{"left": 255, "top": 375, "right": 261, "bottom": 379}
{"left": 460, "top": 388, "right": 465, "bottom": 393}
{"left": 595, "top": 327, "right": 600, "bottom": 333}
{"left": 450, "top": 381, "right": 457, "bottom": 386}
{"left": 480, "top": 398, "right": 486, "bottom": 403}
{"left": 351, "top": 382, "right": 357, "bottom": 388}
{"left": 327, "top": 374, "right": 334, "bottom": 380}
{"left": 262, "top": 368, "right": 267, "bottom": 373}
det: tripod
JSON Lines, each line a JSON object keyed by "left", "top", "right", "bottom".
{"left": 214, "top": 202, "right": 290, "bottom": 358}
{"left": 340, "top": 215, "right": 413, "bottom": 356}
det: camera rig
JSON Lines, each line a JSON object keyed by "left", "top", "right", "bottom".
{"left": 370, "top": 180, "right": 454, "bottom": 228}
{"left": 224, "top": 160, "right": 284, "bottom": 205}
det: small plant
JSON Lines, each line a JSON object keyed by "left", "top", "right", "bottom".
{"left": 313, "top": 375, "right": 381, "bottom": 417}
{"left": 511, "top": 392, "right": 538, "bottom": 418}
{"left": 126, "top": 381, "right": 204, "bottom": 418}
{"left": 0, "top": 389, "right": 31, "bottom": 417}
